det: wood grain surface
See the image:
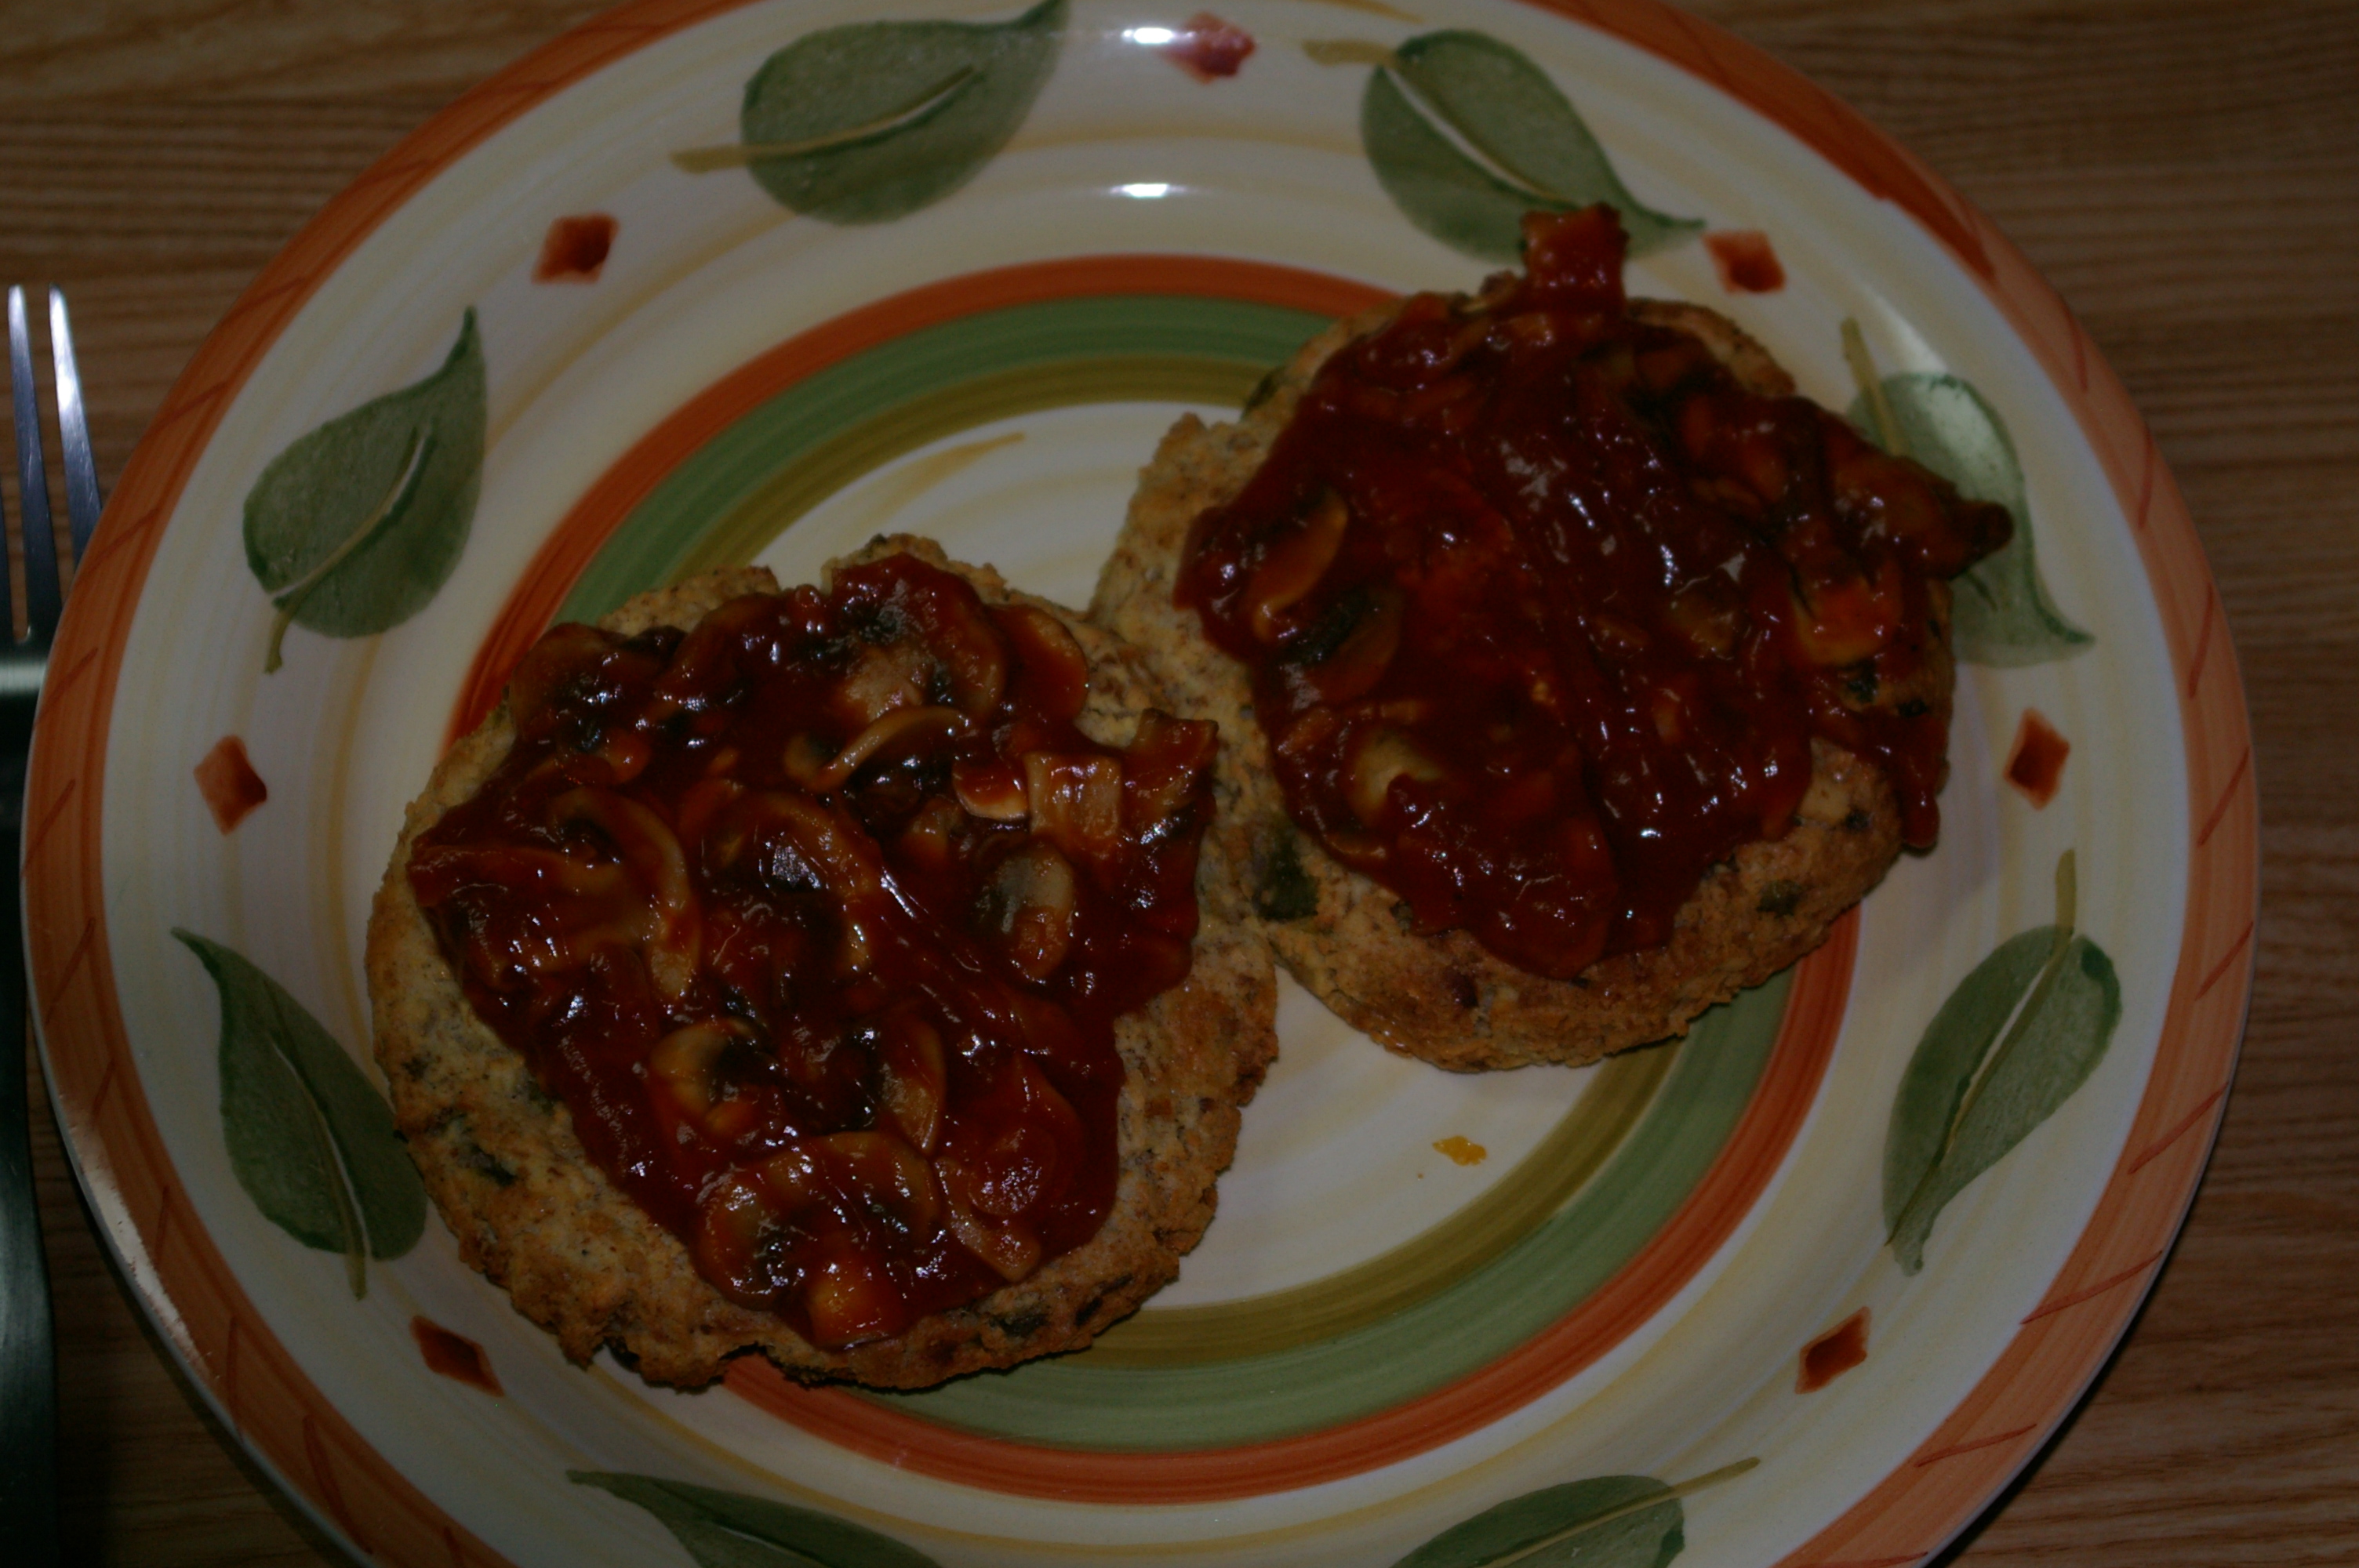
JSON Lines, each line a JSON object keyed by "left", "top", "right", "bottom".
{"left": 4, "top": 0, "right": 2354, "bottom": 1563}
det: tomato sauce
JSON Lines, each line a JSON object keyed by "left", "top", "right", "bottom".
{"left": 1179, "top": 207, "right": 2010, "bottom": 979}
{"left": 409, "top": 556, "right": 1216, "bottom": 1348}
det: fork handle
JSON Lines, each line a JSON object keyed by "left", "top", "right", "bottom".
{"left": 1, "top": 816, "right": 62, "bottom": 1565}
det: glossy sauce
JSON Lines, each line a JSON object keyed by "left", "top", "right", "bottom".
{"left": 1180, "top": 207, "right": 2010, "bottom": 978}
{"left": 409, "top": 556, "right": 1216, "bottom": 1348}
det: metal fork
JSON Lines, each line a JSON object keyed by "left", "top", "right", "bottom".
{"left": 2, "top": 285, "right": 96, "bottom": 1568}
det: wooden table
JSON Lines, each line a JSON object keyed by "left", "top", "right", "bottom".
{"left": 5, "top": 1, "right": 2354, "bottom": 1562}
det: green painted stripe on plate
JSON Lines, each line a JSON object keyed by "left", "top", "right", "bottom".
{"left": 1083, "top": 1045, "right": 1674, "bottom": 1365}
{"left": 544, "top": 289, "right": 1797, "bottom": 1451}
{"left": 670, "top": 355, "right": 1263, "bottom": 583}
{"left": 867, "top": 973, "right": 1791, "bottom": 1450}
{"left": 555, "top": 296, "right": 1329, "bottom": 623}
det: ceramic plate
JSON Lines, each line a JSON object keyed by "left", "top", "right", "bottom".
{"left": 27, "top": 2, "right": 2255, "bottom": 1564}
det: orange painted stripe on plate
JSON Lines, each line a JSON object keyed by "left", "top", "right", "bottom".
{"left": 20, "top": 0, "right": 2257, "bottom": 1560}
{"left": 1531, "top": 0, "right": 1990, "bottom": 276}
{"left": 1768, "top": 93, "right": 2254, "bottom": 1568}
{"left": 442, "top": 254, "right": 1394, "bottom": 744}
{"left": 2125, "top": 1084, "right": 2230, "bottom": 1176}
{"left": 727, "top": 914, "right": 1853, "bottom": 1504}
{"left": 1468, "top": 9, "right": 2257, "bottom": 1568}
{"left": 20, "top": 3, "right": 788, "bottom": 1565}
{"left": 1909, "top": 1424, "right": 2038, "bottom": 1468}
{"left": 2019, "top": 1249, "right": 2168, "bottom": 1326}
{"left": 2192, "top": 923, "right": 2254, "bottom": 1002}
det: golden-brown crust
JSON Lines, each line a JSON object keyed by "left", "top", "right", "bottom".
{"left": 368, "top": 544, "right": 1278, "bottom": 1387}
{"left": 1092, "top": 299, "right": 1939, "bottom": 1071}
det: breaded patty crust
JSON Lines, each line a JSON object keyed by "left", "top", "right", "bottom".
{"left": 369, "top": 540, "right": 1278, "bottom": 1386}
{"left": 1093, "top": 303, "right": 1951, "bottom": 1072}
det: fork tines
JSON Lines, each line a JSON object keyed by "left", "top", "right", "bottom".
{"left": 5, "top": 286, "right": 96, "bottom": 651}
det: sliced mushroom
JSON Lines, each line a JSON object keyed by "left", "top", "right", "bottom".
{"left": 994, "top": 603, "right": 1091, "bottom": 723}
{"left": 769, "top": 791, "right": 890, "bottom": 904}
{"left": 755, "top": 1140, "right": 827, "bottom": 1211}
{"left": 691, "top": 1171, "right": 789, "bottom": 1310}
{"left": 832, "top": 638, "right": 936, "bottom": 730}
{"left": 980, "top": 840, "right": 1080, "bottom": 982}
{"left": 405, "top": 841, "right": 628, "bottom": 907}
{"left": 801, "top": 1250, "right": 903, "bottom": 1348}
{"left": 648, "top": 1019, "right": 759, "bottom": 1143}
{"left": 1829, "top": 442, "right": 1946, "bottom": 551}
{"left": 1590, "top": 614, "right": 1652, "bottom": 659}
{"left": 1637, "top": 336, "right": 1715, "bottom": 393}
{"left": 551, "top": 787, "right": 701, "bottom": 1005}
{"left": 781, "top": 732, "right": 836, "bottom": 789}
{"left": 504, "top": 622, "right": 621, "bottom": 739}
{"left": 700, "top": 791, "right": 822, "bottom": 893}
{"left": 831, "top": 557, "right": 1011, "bottom": 717}
{"left": 404, "top": 840, "right": 635, "bottom": 983}
{"left": 951, "top": 757, "right": 1029, "bottom": 822}
{"left": 909, "top": 581, "right": 1010, "bottom": 717}
{"left": 703, "top": 789, "right": 886, "bottom": 906}
{"left": 1245, "top": 488, "right": 1351, "bottom": 644}
{"left": 1650, "top": 684, "right": 1689, "bottom": 745}
{"left": 965, "top": 1052, "right": 1083, "bottom": 1222}
{"left": 594, "top": 728, "right": 652, "bottom": 785}
{"left": 1023, "top": 752, "right": 1122, "bottom": 862}
{"left": 645, "top": 591, "right": 789, "bottom": 724}
{"left": 1343, "top": 726, "right": 1448, "bottom": 828}
{"left": 969, "top": 1123, "right": 1060, "bottom": 1221}
{"left": 805, "top": 705, "right": 970, "bottom": 793}
{"left": 1665, "top": 579, "right": 1746, "bottom": 657}
{"left": 934, "top": 1156, "right": 1042, "bottom": 1283}
{"left": 1120, "top": 710, "right": 1218, "bottom": 837}
{"left": 875, "top": 1008, "right": 949, "bottom": 1153}
{"left": 896, "top": 796, "right": 966, "bottom": 873}
{"left": 1274, "top": 704, "right": 1342, "bottom": 764}
{"left": 1788, "top": 556, "right": 1903, "bottom": 667}
{"left": 812, "top": 1131, "right": 941, "bottom": 1236}
{"left": 836, "top": 915, "right": 874, "bottom": 978}
{"left": 671, "top": 777, "right": 746, "bottom": 855}
{"left": 1281, "top": 583, "right": 1405, "bottom": 706}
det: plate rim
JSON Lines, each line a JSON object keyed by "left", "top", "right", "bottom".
{"left": 23, "top": 0, "right": 2257, "bottom": 1563}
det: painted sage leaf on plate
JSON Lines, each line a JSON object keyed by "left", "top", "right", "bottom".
{"left": 242, "top": 309, "right": 485, "bottom": 673}
{"left": 1394, "top": 1461, "right": 1757, "bottom": 1568}
{"left": 693, "top": 0, "right": 1067, "bottom": 223}
{"left": 1847, "top": 371, "right": 2092, "bottom": 666}
{"left": 1883, "top": 851, "right": 2122, "bottom": 1274}
{"left": 570, "top": 1472, "right": 941, "bottom": 1568}
{"left": 1343, "top": 30, "right": 1702, "bottom": 263}
{"left": 173, "top": 930, "right": 425, "bottom": 1297}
